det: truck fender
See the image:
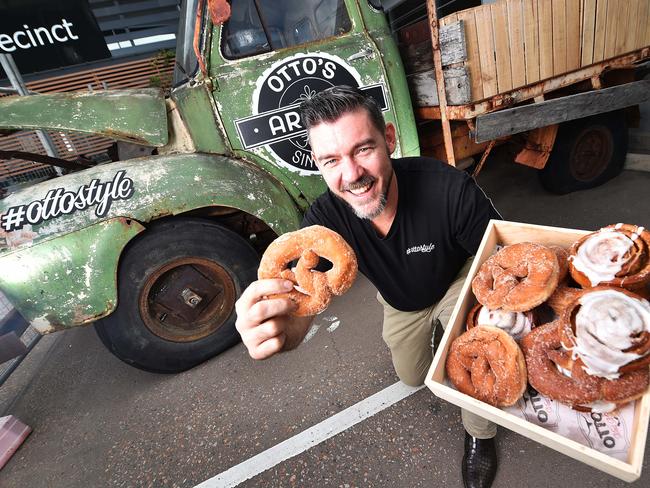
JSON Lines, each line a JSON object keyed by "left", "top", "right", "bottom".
{"left": 0, "top": 153, "right": 302, "bottom": 332}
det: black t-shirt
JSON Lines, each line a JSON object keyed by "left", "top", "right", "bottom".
{"left": 302, "top": 157, "right": 501, "bottom": 312}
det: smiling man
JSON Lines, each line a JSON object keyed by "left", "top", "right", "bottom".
{"left": 235, "top": 86, "right": 501, "bottom": 488}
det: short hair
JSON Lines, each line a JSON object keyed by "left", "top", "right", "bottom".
{"left": 299, "top": 85, "right": 385, "bottom": 136}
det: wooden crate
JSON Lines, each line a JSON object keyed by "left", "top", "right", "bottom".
{"left": 439, "top": 0, "right": 650, "bottom": 103}
{"left": 424, "top": 220, "right": 650, "bottom": 482}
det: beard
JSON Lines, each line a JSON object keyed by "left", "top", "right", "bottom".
{"left": 337, "top": 172, "right": 392, "bottom": 220}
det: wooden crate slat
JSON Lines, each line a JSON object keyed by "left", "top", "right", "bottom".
{"left": 457, "top": 9, "right": 484, "bottom": 101}
{"left": 603, "top": 0, "right": 619, "bottom": 59}
{"left": 492, "top": 2, "right": 514, "bottom": 93}
{"left": 643, "top": 0, "right": 650, "bottom": 46}
{"left": 523, "top": 0, "right": 541, "bottom": 83}
{"left": 552, "top": 0, "right": 568, "bottom": 75}
{"left": 581, "top": 0, "right": 597, "bottom": 66}
{"left": 475, "top": 5, "right": 499, "bottom": 97}
{"left": 565, "top": 0, "right": 582, "bottom": 70}
{"left": 638, "top": 0, "right": 650, "bottom": 49}
{"left": 592, "top": 0, "right": 608, "bottom": 62}
{"left": 614, "top": 1, "right": 630, "bottom": 56}
{"left": 507, "top": 0, "right": 527, "bottom": 88}
{"left": 439, "top": 12, "right": 457, "bottom": 27}
{"left": 623, "top": 0, "right": 636, "bottom": 53}
{"left": 538, "top": 0, "right": 555, "bottom": 79}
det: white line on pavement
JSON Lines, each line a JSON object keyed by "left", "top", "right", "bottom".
{"left": 195, "top": 381, "right": 424, "bottom": 488}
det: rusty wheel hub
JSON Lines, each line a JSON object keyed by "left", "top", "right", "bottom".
{"left": 139, "top": 257, "right": 236, "bottom": 342}
{"left": 569, "top": 126, "right": 613, "bottom": 182}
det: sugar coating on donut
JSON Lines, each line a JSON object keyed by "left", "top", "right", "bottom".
{"left": 446, "top": 326, "right": 527, "bottom": 407}
{"left": 471, "top": 242, "right": 560, "bottom": 312}
{"left": 258, "top": 225, "right": 358, "bottom": 316}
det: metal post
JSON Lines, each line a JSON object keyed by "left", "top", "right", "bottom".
{"left": 425, "top": 0, "right": 456, "bottom": 166}
{"left": 0, "top": 53, "right": 63, "bottom": 176}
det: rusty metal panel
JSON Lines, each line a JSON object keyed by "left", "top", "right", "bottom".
{"left": 0, "top": 89, "right": 168, "bottom": 147}
{"left": 0, "top": 218, "right": 144, "bottom": 332}
{"left": 0, "top": 153, "right": 302, "bottom": 329}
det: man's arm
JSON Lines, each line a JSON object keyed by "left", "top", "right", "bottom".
{"left": 235, "top": 278, "right": 315, "bottom": 359}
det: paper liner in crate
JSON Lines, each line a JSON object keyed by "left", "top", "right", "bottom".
{"left": 504, "top": 385, "right": 634, "bottom": 462}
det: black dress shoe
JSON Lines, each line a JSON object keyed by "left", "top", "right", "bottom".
{"left": 462, "top": 433, "right": 497, "bottom": 488}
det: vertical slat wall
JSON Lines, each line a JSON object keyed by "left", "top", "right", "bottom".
{"left": 440, "top": 0, "right": 650, "bottom": 103}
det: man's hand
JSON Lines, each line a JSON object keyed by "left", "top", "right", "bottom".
{"left": 235, "top": 279, "right": 313, "bottom": 360}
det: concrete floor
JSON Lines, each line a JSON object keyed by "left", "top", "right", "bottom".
{"left": 1, "top": 157, "right": 649, "bottom": 487}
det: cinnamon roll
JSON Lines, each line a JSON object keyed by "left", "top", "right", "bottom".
{"left": 522, "top": 319, "right": 649, "bottom": 413}
{"left": 558, "top": 287, "right": 650, "bottom": 378}
{"left": 466, "top": 303, "right": 536, "bottom": 341}
{"left": 569, "top": 223, "right": 650, "bottom": 297}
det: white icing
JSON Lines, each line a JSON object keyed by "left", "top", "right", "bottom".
{"left": 571, "top": 228, "right": 635, "bottom": 286}
{"left": 477, "top": 306, "right": 532, "bottom": 340}
{"left": 555, "top": 363, "right": 573, "bottom": 378}
{"left": 578, "top": 401, "right": 617, "bottom": 413}
{"left": 573, "top": 290, "right": 650, "bottom": 379}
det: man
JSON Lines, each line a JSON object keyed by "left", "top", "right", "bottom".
{"left": 235, "top": 86, "right": 501, "bottom": 488}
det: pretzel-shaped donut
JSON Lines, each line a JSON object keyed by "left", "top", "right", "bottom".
{"left": 446, "top": 326, "right": 527, "bottom": 407}
{"left": 569, "top": 223, "right": 650, "bottom": 298}
{"left": 471, "top": 242, "right": 560, "bottom": 312}
{"left": 258, "top": 225, "right": 358, "bottom": 316}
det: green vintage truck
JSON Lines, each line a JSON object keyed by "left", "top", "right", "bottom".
{"left": 1, "top": 0, "right": 649, "bottom": 372}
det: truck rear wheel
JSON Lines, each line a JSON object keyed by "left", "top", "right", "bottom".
{"left": 538, "top": 111, "right": 627, "bottom": 194}
{"left": 94, "top": 218, "right": 259, "bottom": 373}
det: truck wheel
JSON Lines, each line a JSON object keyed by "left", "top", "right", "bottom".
{"left": 538, "top": 111, "right": 627, "bottom": 194}
{"left": 94, "top": 218, "right": 259, "bottom": 373}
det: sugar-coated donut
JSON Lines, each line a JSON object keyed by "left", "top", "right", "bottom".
{"left": 446, "top": 326, "right": 527, "bottom": 407}
{"left": 471, "top": 242, "right": 560, "bottom": 312}
{"left": 549, "top": 245, "right": 569, "bottom": 282}
{"left": 258, "top": 225, "right": 358, "bottom": 316}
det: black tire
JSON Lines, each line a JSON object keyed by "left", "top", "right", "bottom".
{"left": 94, "top": 218, "right": 259, "bottom": 373}
{"left": 538, "top": 110, "right": 628, "bottom": 194}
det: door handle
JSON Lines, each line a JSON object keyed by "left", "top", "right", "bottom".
{"left": 347, "top": 48, "right": 374, "bottom": 62}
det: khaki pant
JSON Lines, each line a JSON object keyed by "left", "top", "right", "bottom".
{"left": 377, "top": 258, "right": 497, "bottom": 439}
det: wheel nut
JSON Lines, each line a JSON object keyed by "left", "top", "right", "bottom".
{"left": 181, "top": 288, "right": 202, "bottom": 308}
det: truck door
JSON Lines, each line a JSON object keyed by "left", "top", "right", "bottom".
{"left": 211, "top": 0, "right": 402, "bottom": 203}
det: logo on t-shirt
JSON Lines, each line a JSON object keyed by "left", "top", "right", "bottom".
{"left": 406, "top": 243, "right": 435, "bottom": 255}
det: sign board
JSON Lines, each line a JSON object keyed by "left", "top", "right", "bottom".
{"left": 0, "top": 0, "right": 110, "bottom": 75}
{"left": 236, "top": 52, "right": 388, "bottom": 174}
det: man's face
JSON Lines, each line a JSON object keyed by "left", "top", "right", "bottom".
{"left": 309, "top": 108, "right": 396, "bottom": 220}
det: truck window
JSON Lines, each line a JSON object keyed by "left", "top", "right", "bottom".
{"left": 221, "top": 0, "right": 352, "bottom": 59}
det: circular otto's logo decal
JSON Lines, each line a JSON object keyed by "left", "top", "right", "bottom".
{"left": 234, "top": 52, "right": 387, "bottom": 174}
